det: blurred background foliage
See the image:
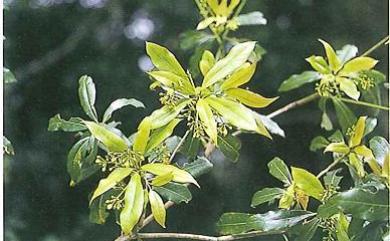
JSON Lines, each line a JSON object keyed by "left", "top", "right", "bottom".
{"left": 4, "top": 0, "right": 388, "bottom": 241}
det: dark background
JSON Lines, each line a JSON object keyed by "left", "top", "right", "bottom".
{"left": 4, "top": 0, "right": 389, "bottom": 241}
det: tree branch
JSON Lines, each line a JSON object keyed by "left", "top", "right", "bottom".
{"left": 115, "top": 230, "right": 285, "bottom": 241}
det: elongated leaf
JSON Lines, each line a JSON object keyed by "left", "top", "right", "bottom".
{"left": 48, "top": 114, "right": 86, "bottom": 132}
{"left": 4, "top": 67, "right": 17, "bottom": 84}
{"left": 363, "top": 117, "right": 377, "bottom": 137}
{"left": 236, "top": 11, "right": 267, "bottom": 26}
{"left": 202, "top": 42, "right": 256, "bottom": 88}
{"left": 152, "top": 172, "right": 173, "bottom": 187}
{"left": 268, "top": 157, "right": 292, "bottom": 184}
{"left": 216, "top": 213, "right": 255, "bottom": 235}
{"left": 216, "top": 134, "right": 241, "bottom": 163}
{"left": 225, "top": 88, "right": 278, "bottom": 108}
{"left": 103, "top": 98, "right": 144, "bottom": 123}
{"left": 141, "top": 163, "right": 199, "bottom": 187}
{"left": 323, "top": 169, "right": 343, "bottom": 188}
{"left": 179, "top": 30, "right": 214, "bottom": 50}
{"left": 318, "top": 187, "right": 389, "bottom": 221}
{"left": 197, "top": 99, "right": 218, "bottom": 144}
{"left": 89, "top": 189, "right": 118, "bottom": 224}
{"left": 324, "top": 142, "right": 350, "bottom": 154}
{"left": 221, "top": 63, "right": 256, "bottom": 90}
{"left": 278, "top": 71, "right": 321, "bottom": 92}
{"left": 84, "top": 121, "right": 128, "bottom": 152}
{"left": 133, "top": 117, "right": 152, "bottom": 155}
{"left": 349, "top": 116, "right": 366, "bottom": 147}
{"left": 180, "top": 133, "right": 201, "bottom": 159}
{"left": 319, "top": 39, "right": 341, "bottom": 71}
{"left": 337, "top": 45, "right": 358, "bottom": 65}
{"left": 251, "top": 187, "right": 284, "bottom": 207}
{"left": 255, "top": 114, "right": 285, "bottom": 137}
{"left": 90, "top": 168, "right": 133, "bottom": 203}
{"left": 199, "top": 50, "right": 215, "bottom": 76}
{"left": 148, "top": 71, "right": 194, "bottom": 95}
{"left": 305, "top": 56, "right": 330, "bottom": 74}
{"left": 336, "top": 213, "right": 351, "bottom": 241}
{"left": 340, "top": 57, "right": 378, "bottom": 74}
{"left": 120, "top": 173, "right": 145, "bottom": 234}
{"left": 149, "top": 100, "right": 189, "bottom": 129}
{"left": 310, "top": 136, "right": 330, "bottom": 152}
{"left": 338, "top": 77, "right": 360, "bottom": 100}
{"left": 369, "top": 136, "right": 389, "bottom": 166}
{"left": 205, "top": 96, "right": 258, "bottom": 132}
{"left": 332, "top": 98, "right": 357, "bottom": 134}
{"left": 78, "top": 75, "right": 98, "bottom": 121}
{"left": 291, "top": 167, "right": 324, "bottom": 200}
{"left": 146, "top": 119, "right": 181, "bottom": 153}
{"left": 154, "top": 182, "right": 192, "bottom": 204}
{"left": 293, "top": 218, "right": 320, "bottom": 241}
{"left": 183, "top": 156, "right": 213, "bottom": 178}
{"left": 149, "top": 190, "right": 166, "bottom": 228}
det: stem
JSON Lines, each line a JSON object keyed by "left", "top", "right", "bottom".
{"left": 221, "top": 0, "right": 247, "bottom": 40}
{"left": 168, "top": 130, "right": 190, "bottom": 163}
{"left": 115, "top": 230, "right": 284, "bottom": 241}
{"left": 316, "top": 155, "right": 346, "bottom": 178}
{"left": 267, "top": 93, "right": 319, "bottom": 119}
{"left": 337, "top": 97, "right": 389, "bottom": 111}
{"left": 361, "top": 35, "right": 389, "bottom": 57}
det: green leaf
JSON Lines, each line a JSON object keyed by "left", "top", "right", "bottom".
{"left": 216, "top": 213, "right": 255, "bottom": 235}
{"left": 146, "top": 119, "right": 181, "bottom": 153}
{"left": 236, "top": 11, "right": 267, "bottom": 26}
{"left": 278, "top": 71, "right": 321, "bottom": 92}
{"left": 196, "top": 99, "right": 218, "bottom": 144}
{"left": 217, "top": 134, "right": 241, "bottom": 163}
{"left": 103, "top": 98, "right": 144, "bottom": 123}
{"left": 133, "top": 117, "right": 152, "bottom": 155}
{"left": 78, "top": 75, "right": 98, "bottom": 122}
{"left": 205, "top": 96, "right": 258, "bottom": 133}
{"left": 318, "top": 187, "right": 389, "bottom": 221}
{"left": 225, "top": 88, "right": 278, "bottom": 108}
{"left": 90, "top": 168, "right": 133, "bottom": 203}
{"left": 151, "top": 171, "right": 173, "bottom": 187}
{"left": 338, "top": 77, "right": 360, "bottom": 100}
{"left": 340, "top": 57, "right": 378, "bottom": 74}
{"left": 369, "top": 136, "right": 389, "bottom": 165}
{"left": 179, "top": 30, "right": 214, "bottom": 50}
{"left": 142, "top": 163, "right": 199, "bottom": 187}
{"left": 67, "top": 137, "right": 99, "bottom": 184}
{"left": 89, "top": 189, "right": 117, "bottom": 224}
{"left": 3, "top": 136, "right": 14, "bottom": 155}
{"left": 120, "top": 173, "right": 145, "bottom": 234}
{"left": 305, "top": 56, "right": 330, "bottom": 74}
{"left": 291, "top": 167, "right": 324, "bottom": 200}
{"left": 248, "top": 43, "right": 267, "bottom": 63}
{"left": 336, "top": 45, "right": 358, "bottom": 65}
{"left": 149, "top": 100, "right": 189, "bottom": 129}
{"left": 149, "top": 190, "right": 166, "bottom": 228}
{"left": 363, "top": 117, "right": 377, "bottom": 137}
{"left": 180, "top": 133, "right": 201, "bottom": 160}
{"left": 199, "top": 50, "right": 215, "bottom": 76}
{"left": 332, "top": 98, "right": 357, "bottom": 134}
{"left": 349, "top": 116, "right": 366, "bottom": 147}
{"left": 336, "top": 213, "right": 351, "bottom": 241}
{"left": 293, "top": 219, "right": 320, "bottom": 241}
{"left": 148, "top": 71, "right": 194, "bottom": 95}
{"left": 255, "top": 114, "right": 285, "bottom": 137}
{"left": 321, "top": 111, "right": 333, "bottom": 131}
{"left": 189, "top": 41, "right": 215, "bottom": 79}
{"left": 323, "top": 169, "right": 343, "bottom": 188}
{"left": 154, "top": 182, "right": 192, "bottom": 204}
{"left": 183, "top": 156, "right": 213, "bottom": 178}
{"left": 48, "top": 114, "right": 87, "bottom": 132}
{"left": 353, "top": 222, "right": 386, "bottom": 241}
{"left": 324, "top": 142, "right": 350, "bottom": 154}
{"left": 251, "top": 187, "right": 284, "bottom": 207}
{"left": 220, "top": 63, "right": 256, "bottom": 90}
{"left": 3, "top": 68, "right": 17, "bottom": 84}
{"left": 310, "top": 136, "right": 330, "bottom": 152}
{"left": 319, "top": 39, "right": 341, "bottom": 72}
{"left": 268, "top": 157, "right": 292, "bottom": 184}
{"left": 84, "top": 121, "right": 128, "bottom": 152}
{"left": 202, "top": 41, "right": 256, "bottom": 88}
{"left": 146, "top": 42, "right": 187, "bottom": 78}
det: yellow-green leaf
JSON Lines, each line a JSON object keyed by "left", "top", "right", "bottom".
{"left": 202, "top": 42, "right": 256, "bottom": 88}
{"left": 149, "top": 100, "right": 189, "bottom": 129}
{"left": 220, "top": 63, "right": 256, "bottom": 90}
{"left": 225, "top": 88, "right": 278, "bottom": 108}
{"left": 199, "top": 50, "right": 215, "bottom": 76}
{"left": 349, "top": 116, "right": 366, "bottom": 147}
{"left": 149, "top": 190, "right": 166, "bottom": 228}
{"left": 151, "top": 172, "right": 174, "bottom": 187}
{"left": 207, "top": 0, "right": 239, "bottom": 17}
{"left": 142, "top": 163, "right": 199, "bottom": 187}
{"left": 148, "top": 71, "right": 194, "bottom": 95}
{"left": 354, "top": 145, "right": 374, "bottom": 159}
{"left": 319, "top": 39, "right": 341, "bottom": 72}
{"left": 305, "top": 55, "right": 330, "bottom": 74}
{"left": 292, "top": 167, "right": 324, "bottom": 200}
{"left": 348, "top": 153, "right": 365, "bottom": 177}
{"left": 133, "top": 117, "right": 152, "bottom": 154}
{"left": 254, "top": 117, "right": 272, "bottom": 139}
{"left": 338, "top": 77, "right": 360, "bottom": 100}
{"left": 196, "top": 99, "right": 218, "bottom": 144}
{"left": 324, "top": 142, "right": 350, "bottom": 154}
{"left": 205, "top": 96, "right": 258, "bottom": 132}
{"left": 120, "top": 173, "right": 145, "bottom": 235}
{"left": 279, "top": 184, "right": 295, "bottom": 209}
{"left": 146, "top": 119, "right": 181, "bottom": 153}
{"left": 340, "top": 57, "right": 378, "bottom": 74}
{"left": 84, "top": 121, "right": 128, "bottom": 152}
{"left": 90, "top": 168, "right": 132, "bottom": 204}
{"left": 196, "top": 17, "right": 215, "bottom": 30}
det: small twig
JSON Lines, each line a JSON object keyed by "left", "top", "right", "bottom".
{"left": 168, "top": 130, "right": 190, "bottom": 163}
{"left": 267, "top": 93, "right": 319, "bottom": 119}
{"left": 316, "top": 155, "right": 347, "bottom": 178}
{"left": 116, "top": 230, "right": 285, "bottom": 241}
{"left": 361, "top": 35, "right": 389, "bottom": 57}
{"left": 337, "top": 97, "right": 389, "bottom": 111}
